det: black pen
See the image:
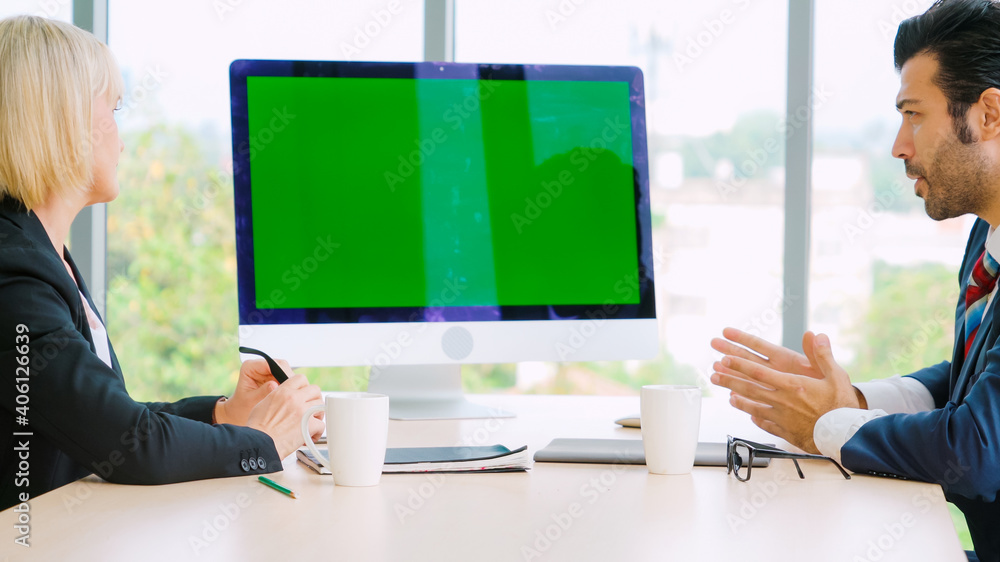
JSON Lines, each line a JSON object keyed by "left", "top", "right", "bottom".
{"left": 239, "top": 346, "right": 289, "bottom": 383}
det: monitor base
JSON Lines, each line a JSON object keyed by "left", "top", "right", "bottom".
{"left": 366, "top": 364, "right": 516, "bottom": 421}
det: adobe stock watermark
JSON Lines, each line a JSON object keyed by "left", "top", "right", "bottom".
{"left": 842, "top": 181, "right": 908, "bottom": 245}
{"left": 33, "top": 0, "right": 70, "bottom": 18}
{"left": 236, "top": 107, "right": 296, "bottom": 162}
{"left": 57, "top": 64, "right": 168, "bottom": 183}
{"left": 885, "top": 302, "right": 955, "bottom": 374}
{"left": 213, "top": 0, "right": 251, "bottom": 21}
{"left": 339, "top": 2, "right": 405, "bottom": 60}
{"left": 11, "top": 325, "right": 31, "bottom": 549}
{"left": 673, "top": 0, "right": 754, "bottom": 73}
{"left": 29, "top": 330, "right": 72, "bottom": 374}
{"left": 393, "top": 410, "right": 508, "bottom": 523}
{"left": 353, "top": 275, "right": 469, "bottom": 389}
{"left": 543, "top": 0, "right": 591, "bottom": 30}
{"left": 854, "top": 512, "right": 919, "bottom": 561}
{"left": 384, "top": 127, "right": 450, "bottom": 193}
{"left": 510, "top": 116, "right": 629, "bottom": 234}
{"left": 232, "top": 234, "right": 342, "bottom": 347}
{"left": 876, "top": 0, "right": 934, "bottom": 41}
{"left": 267, "top": 237, "right": 342, "bottom": 296}
{"left": 726, "top": 469, "right": 791, "bottom": 534}
{"left": 188, "top": 478, "right": 272, "bottom": 556}
{"left": 716, "top": 85, "right": 835, "bottom": 201}
{"left": 241, "top": 235, "right": 340, "bottom": 320}
{"left": 385, "top": 78, "right": 500, "bottom": 192}
{"left": 555, "top": 244, "right": 665, "bottom": 360}
{"left": 92, "top": 263, "right": 149, "bottom": 320}
{"left": 520, "top": 460, "right": 628, "bottom": 560}
{"left": 932, "top": 455, "right": 972, "bottom": 495}
{"left": 852, "top": 487, "right": 935, "bottom": 562}
{"left": 117, "top": 65, "right": 169, "bottom": 121}
{"left": 740, "top": 288, "right": 799, "bottom": 339}
{"left": 180, "top": 167, "right": 233, "bottom": 220}
{"left": 60, "top": 417, "right": 159, "bottom": 514}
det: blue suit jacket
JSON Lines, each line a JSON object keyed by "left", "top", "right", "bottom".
{"left": 0, "top": 197, "right": 280, "bottom": 510}
{"left": 842, "top": 218, "right": 1000, "bottom": 561}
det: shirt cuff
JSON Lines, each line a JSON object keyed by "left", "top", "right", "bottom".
{"left": 211, "top": 397, "right": 228, "bottom": 424}
{"left": 814, "top": 407, "right": 889, "bottom": 465}
{"left": 854, "top": 376, "right": 935, "bottom": 414}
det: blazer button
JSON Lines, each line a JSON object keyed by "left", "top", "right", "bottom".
{"left": 257, "top": 457, "right": 267, "bottom": 470}
{"left": 241, "top": 459, "right": 250, "bottom": 472}
{"left": 249, "top": 457, "right": 258, "bottom": 470}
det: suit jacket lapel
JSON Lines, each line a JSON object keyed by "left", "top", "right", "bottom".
{"left": 950, "top": 300, "right": 967, "bottom": 400}
{"left": 66, "top": 250, "right": 100, "bottom": 324}
{"left": 955, "top": 296, "right": 998, "bottom": 403}
{"left": 64, "top": 249, "right": 124, "bottom": 378}
{"left": 949, "top": 221, "right": 993, "bottom": 404}
{"left": 1, "top": 198, "right": 124, "bottom": 377}
{"left": 1, "top": 198, "right": 94, "bottom": 343}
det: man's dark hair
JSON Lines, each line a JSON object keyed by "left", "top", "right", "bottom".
{"left": 895, "top": 0, "right": 1000, "bottom": 143}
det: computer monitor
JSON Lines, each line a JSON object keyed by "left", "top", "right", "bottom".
{"left": 229, "top": 60, "right": 657, "bottom": 420}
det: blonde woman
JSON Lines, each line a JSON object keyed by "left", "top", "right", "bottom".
{"left": 0, "top": 15, "right": 323, "bottom": 510}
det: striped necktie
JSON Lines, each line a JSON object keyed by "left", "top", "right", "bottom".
{"left": 964, "top": 249, "right": 1000, "bottom": 356}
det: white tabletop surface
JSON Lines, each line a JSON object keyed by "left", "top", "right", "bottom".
{"left": 0, "top": 394, "right": 966, "bottom": 561}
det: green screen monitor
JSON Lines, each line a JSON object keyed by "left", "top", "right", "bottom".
{"left": 230, "top": 60, "right": 657, "bottom": 419}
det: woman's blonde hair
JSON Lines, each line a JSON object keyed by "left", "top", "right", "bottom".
{"left": 0, "top": 16, "right": 124, "bottom": 211}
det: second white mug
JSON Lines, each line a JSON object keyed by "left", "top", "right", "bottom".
{"left": 640, "top": 385, "right": 702, "bottom": 475}
{"left": 300, "top": 392, "right": 389, "bottom": 486}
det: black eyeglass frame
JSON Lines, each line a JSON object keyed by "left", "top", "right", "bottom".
{"left": 727, "top": 435, "right": 851, "bottom": 481}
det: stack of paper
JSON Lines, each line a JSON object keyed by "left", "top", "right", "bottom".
{"left": 297, "top": 444, "right": 531, "bottom": 475}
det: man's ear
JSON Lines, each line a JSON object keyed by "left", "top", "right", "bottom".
{"left": 976, "top": 88, "right": 1000, "bottom": 142}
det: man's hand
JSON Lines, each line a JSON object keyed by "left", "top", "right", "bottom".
{"left": 215, "top": 358, "right": 292, "bottom": 426}
{"left": 709, "top": 328, "right": 863, "bottom": 453}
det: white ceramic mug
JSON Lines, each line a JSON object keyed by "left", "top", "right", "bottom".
{"left": 300, "top": 393, "right": 389, "bottom": 486}
{"left": 640, "top": 385, "right": 702, "bottom": 475}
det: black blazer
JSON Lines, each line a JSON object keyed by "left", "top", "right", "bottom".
{"left": 0, "top": 197, "right": 279, "bottom": 510}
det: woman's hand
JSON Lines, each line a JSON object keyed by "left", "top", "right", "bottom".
{"left": 215, "top": 358, "right": 293, "bottom": 426}
{"left": 247, "top": 374, "right": 325, "bottom": 458}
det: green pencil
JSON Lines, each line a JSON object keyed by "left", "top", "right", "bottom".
{"left": 258, "top": 476, "right": 297, "bottom": 499}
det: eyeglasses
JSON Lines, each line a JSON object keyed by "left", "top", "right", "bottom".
{"left": 727, "top": 435, "right": 851, "bottom": 482}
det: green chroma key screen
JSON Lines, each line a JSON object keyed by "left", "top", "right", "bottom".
{"left": 247, "top": 76, "right": 640, "bottom": 309}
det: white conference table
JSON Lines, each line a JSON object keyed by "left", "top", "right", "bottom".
{"left": 0, "top": 394, "right": 966, "bottom": 561}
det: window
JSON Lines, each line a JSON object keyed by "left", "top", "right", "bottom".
{"left": 106, "top": 0, "right": 423, "bottom": 400}
{"left": 456, "top": 0, "right": 788, "bottom": 393}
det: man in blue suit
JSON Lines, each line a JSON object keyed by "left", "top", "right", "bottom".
{"left": 711, "top": 1, "right": 1000, "bottom": 560}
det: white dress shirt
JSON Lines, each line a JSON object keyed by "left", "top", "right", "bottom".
{"left": 814, "top": 225, "right": 1000, "bottom": 464}
{"left": 79, "top": 290, "right": 113, "bottom": 369}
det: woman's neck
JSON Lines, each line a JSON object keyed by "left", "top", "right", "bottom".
{"left": 32, "top": 194, "right": 87, "bottom": 259}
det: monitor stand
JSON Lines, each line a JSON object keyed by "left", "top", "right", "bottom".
{"left": 366, "top": 364, "right": 516, "bottom": 421}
